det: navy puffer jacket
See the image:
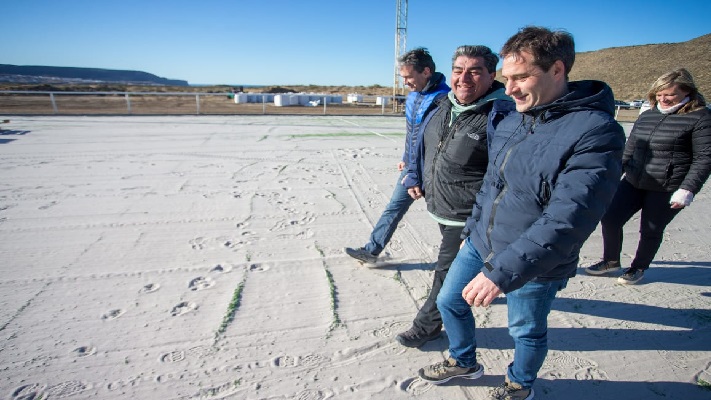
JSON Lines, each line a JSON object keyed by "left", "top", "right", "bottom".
{"left": 464, "top": 80, "right": 626, "bottom": 293}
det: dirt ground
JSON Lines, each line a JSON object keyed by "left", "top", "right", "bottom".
{"left": 0, "top": 93, "right": 641, "bottom": 122}
{"left": 0, "top": 93, "right": 402, "bottom": 116}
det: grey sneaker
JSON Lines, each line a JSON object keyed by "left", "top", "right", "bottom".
{"left": 418, "top": 357, "right": 484, "bottom": 384}
{"left": 395, "top": 325, "right": 441, "bottom": 348}
{"left": 344, "top": 247, "right": 378, "bottom": 264}
{"left": 489, "top": 379, "right": 534, "bottom": 400}
{"left": 618, "top": 267, "right": 644, "bottom": 284}
{"left": 585, "top": 260, "right": 621, "bottom": 275}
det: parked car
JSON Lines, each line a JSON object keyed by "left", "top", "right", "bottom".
{"left": 614, "top": 100, "right": 631, "bottom": 110}
{"left": 629, "top": 99, "right": 644, "bottom": 108}
{"left": 639, "top": 101, "right": 651, "bottom": 114}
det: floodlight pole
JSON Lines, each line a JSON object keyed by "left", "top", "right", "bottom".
{"left": 393, "top": 0, "right": 407, "bottom": 112}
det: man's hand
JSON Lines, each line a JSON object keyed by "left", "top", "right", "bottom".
{"left": 397, "top": 161, "right": 406, "bottom": 171}
{"left": 407, "top": 186, "right": 423, "bottom": 200}
{"left": 462, "top": 272, "right": 502, "bottom": 307}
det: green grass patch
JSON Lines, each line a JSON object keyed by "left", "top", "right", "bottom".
{"left": 215, "top": 273, "right": 248, "bottom": 341}
{"left": 699, "top": 378, "right": 711, "bottom": 391}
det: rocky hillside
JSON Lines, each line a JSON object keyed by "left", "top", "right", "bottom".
{"left": 569, "top": 33, "right": 711, "bottom": 100}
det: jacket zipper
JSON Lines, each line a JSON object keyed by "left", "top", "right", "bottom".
{"left": 486, "top": 116, "right": 534, "bottom": 255}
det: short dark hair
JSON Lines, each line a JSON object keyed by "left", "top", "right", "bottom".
{"left": 451, "top": 45, "right": 498, "bottom": 74}
{"left": 500, "top": 26, "right": 575, "bottom": 78}
{"left": 398, "top": 47, "right": 436, "bottom": 74}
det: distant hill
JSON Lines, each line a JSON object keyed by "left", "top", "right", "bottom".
{"left": 1, "top": 33, "right": 709, "bottom": 99}
{"left": 0, "top": 64, "right": 188, "bottom": 86}
{"left": 569, "top": 33, "right": 711, "bottom": 101}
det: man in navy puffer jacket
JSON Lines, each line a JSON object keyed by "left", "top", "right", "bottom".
{"left": 418, "top": 27, "right": 625, "bottom": 400}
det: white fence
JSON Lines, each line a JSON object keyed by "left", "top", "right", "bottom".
{"left": 0, "top": 91, "right": 406, "bottom": 115}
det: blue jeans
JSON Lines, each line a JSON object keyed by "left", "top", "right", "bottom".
{"left": 364, "top": 170, "right": 414, "bottom": 255}
{"left": 437, "top": 238, "right": 568, "bottom": 388}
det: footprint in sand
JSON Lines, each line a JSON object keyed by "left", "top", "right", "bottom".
{"left": 170, "top": 301, "right": 198, "bottom": 316}
{"left": 572, "top": 366, "right": 609, "bottom": 381}
{"left": 45, "top": 380, "right": 90, "bottom": 397}
{"left": 195, "top": 381, "right": 241, "bottom": 398}
{"left": 10, "top": 383, "right": 46, "bottom": 400}
{"left": 138, "top": 283, "right": 160, "bottom": 294}
{"left": 187, "top": 345, "right": 213, "bottom": 358}
{"left": 160, "top": 350, "right": 186, "bottom": 363}
{"left": 400, "top": 377, "right": 433, "bottom": 396}
{"left": 101, "top": 309, "right": 125, "bottom": 321}
{"left": 298, "top": 354, "right": 329, "bottom": 368}
{"left": 371, "top": 321, "right": 408, "bottom": 338}
{"left": 210, "top": 263, "right": 233, "bottom": 273}
{"left": 272, "top": 355, "right": 297, "bottom": 368}
{"left": 295, "top": 389, "right": 328, "bottom": 400}
{"left": 188, "top": 276, "right": 215, "bottom": 291}
{"left": 72, "top": 345, "right": 96, "bottom": 357}
{"left": 249, "top": 263, "right": 270, "bottom": 272}
{"left": 541, "top": 352, "right": 607, "bottom": 380}
{"left": 189, "top": 237, "right": 207, "bottom": 250}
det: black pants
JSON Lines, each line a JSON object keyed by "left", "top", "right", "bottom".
{"left": 412, "top": 223, "right": 464, "bottom": 335}
{"left": 601, "top": 179, "right": 682, "bottom": 271}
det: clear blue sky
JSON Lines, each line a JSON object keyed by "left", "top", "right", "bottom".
{"left": 2, "top": 0, "right": 710, "bottom": 86}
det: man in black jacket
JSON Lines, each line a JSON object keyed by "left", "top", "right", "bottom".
{"left": 395, "top": 45, "right": 514, "bottom": 348}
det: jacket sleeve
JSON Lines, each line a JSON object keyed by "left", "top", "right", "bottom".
{"left": 402, "top": 97, "right": 445, "bottom": 189}
{"left": 402, "top": 129, "right": 425, "bottom": 189}
{"left": 483, "top": 121, "right": 625, "bottom": 293}
{"left": 679, "top": 111, "right": 711, "bottom": 194}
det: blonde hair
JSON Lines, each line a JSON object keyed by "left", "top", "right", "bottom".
{"left": 647, "top": 68, "right": 706, "bottom": 113}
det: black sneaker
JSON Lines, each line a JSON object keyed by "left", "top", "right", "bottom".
{"left": 618, "top": 267, "right": 644, "bottom": 284}
{"left": 344, "top": 247, "right": 378, "bottom": 264}
{"left": 395, "top": 326, "right": 441, "bottom": 348}
{"left": 585, "top": 260, "right": 621, "bottom": 275}
{"left": 418, "top": 357, "right": 484, "bottom": 384}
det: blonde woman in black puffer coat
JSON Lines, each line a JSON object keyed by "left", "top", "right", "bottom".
{"left": 586, "top": 68, "right": 711, "bottom": 284}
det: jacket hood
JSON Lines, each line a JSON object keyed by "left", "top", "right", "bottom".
{"left": 422, "top": 72, "right": 447, "bottom": 94}
{"left": 527, "top": 80, "right": 616, "bottom": 120}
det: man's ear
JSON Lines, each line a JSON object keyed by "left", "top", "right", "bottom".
{"left": 424, "top": 66, "right": 433, "bottom": 78}
{"left": 552, "top": 60, "right": 566, "bottom": 81}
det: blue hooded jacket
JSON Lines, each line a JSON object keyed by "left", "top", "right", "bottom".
{"left": 402, "top": 72, "right": 450, "bottom": 165}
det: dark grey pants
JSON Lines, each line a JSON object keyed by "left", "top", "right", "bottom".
{"left": 412, "top": 223, "right": 464, "bottom": 335}
{"left": 601, "top": 179, "right": 682, "bottom": 270}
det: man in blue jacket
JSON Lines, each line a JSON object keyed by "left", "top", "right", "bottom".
{"left": 418, "top": 27, "right": 626, "bottom": 400}
{"left": 344, "top": 48, "right": 449, "bottom": 263}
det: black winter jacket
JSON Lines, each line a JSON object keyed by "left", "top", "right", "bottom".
{"left": 623, "top": 106, "right": 711, "bottom": 194}
{"left": 418, "top": 84, "right": 514, "bottom": 222}
{"left": 464, "top": 80, "right": 626, "bottom": 293}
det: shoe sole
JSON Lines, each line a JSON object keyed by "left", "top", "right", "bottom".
{"left": 395, "top": 331, "right": 441, "bottom": 348}
{"left": 344, "top": 251, "right": 377, "bottom": 264}
{"left": 617, "top": 276, "right": 643, "bottom": 284}
{"left": 418, "top": 365, "right": 484, "bottom": 385}
{"left": 585, "top": 267, "right": 621, "bottom": 276}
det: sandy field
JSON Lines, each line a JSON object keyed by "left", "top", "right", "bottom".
{"left": 0, "top": 115, "right": 709, "bottom": 400}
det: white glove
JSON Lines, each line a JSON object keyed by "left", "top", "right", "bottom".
{"left": 670, "top": 188, "right": 694, "bottom": 207}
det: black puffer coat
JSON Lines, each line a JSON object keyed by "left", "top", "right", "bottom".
{"left": 623, "top": 106, "right": 711, "bottom": 194}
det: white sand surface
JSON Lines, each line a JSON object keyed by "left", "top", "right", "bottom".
{"left": 0, "top": 115, "right": 709, "bottom": 399}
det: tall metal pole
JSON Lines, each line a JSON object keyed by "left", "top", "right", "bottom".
{"left": 393, "top": 0, "right": 407, "bottom": 112}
